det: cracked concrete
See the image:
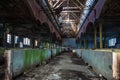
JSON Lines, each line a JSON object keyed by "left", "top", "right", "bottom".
{"left": 15, "top": 52, "right": 104, "bottom": 80}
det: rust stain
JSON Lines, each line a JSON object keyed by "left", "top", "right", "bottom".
{"left": 113, "top": 52, "right": 120, "bottom": 80}
{"left": 4, "top": 50, "right": 12, "bottom": 80}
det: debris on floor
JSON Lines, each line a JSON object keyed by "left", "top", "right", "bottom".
{"left": 15, "top": 52, "right": 105, "bottom": 80}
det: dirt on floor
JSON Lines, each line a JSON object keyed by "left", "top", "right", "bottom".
{"left": 15, "top": 52, "right": 105, "bottom": 80}
{"left": 0, "top": 55, "right": 5, "bottom": 80}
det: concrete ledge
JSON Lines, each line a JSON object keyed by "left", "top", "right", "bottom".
{"left": 112, "top": 51, "right": 120, "bottom": 80}
{"left": 0, "top": 48, "right": 4, "bottom": 55}
{"left": 80, "top": 49, "right": 120, "bottom": 80}
{"left": 4, "top": 48, "right": 62, "bottom": 79}
{"left": 52, "top": 49, "right": 57, "bottom": 56}
{"left": 75, "top": 49, "right": 82, "bottom": 58}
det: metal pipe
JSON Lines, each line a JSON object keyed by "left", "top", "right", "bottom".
{"left": 41, "top": 0, "right": 61, "bottom": 34}
{"left": 61, "top": 11, "right": 80, "bottom": 13}
{"left": 63, "top": 7, "right": 80, "bottom": 9}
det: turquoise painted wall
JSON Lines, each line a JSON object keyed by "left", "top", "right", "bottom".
{"left": 81, "top": 50, "right": 113, "bottom": 79}
{"left": 75, "top": 49, "right": 82, "bottom": 57}
{"left": 10, "top": 48, "right": 61, "bottom": 77}
{"left": 63, "top": 38, "right": 77, "bottom": 48}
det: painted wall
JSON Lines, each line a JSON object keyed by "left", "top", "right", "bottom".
{"left": 81, "top": 49, "right": 120, "bottom": 79}
{"left": 11, "top": 50, "right": 24, "bottom": 77}
{"left": 81, "top": 50, "right": 113, "bottom": 79}
{"left": 86, "top": 36, "right": 94, "bottom": 49}
{"left": 75, "top": 49, "right": 82, "bottom": 57}
{"left": 5, "top": 48, "right": 62, "bottom": 78}
{"left": 63, "top": 38, "right": 77, "bottom": 48}
{"left": 0, "top": 48, "right": 4, "bottom": 55}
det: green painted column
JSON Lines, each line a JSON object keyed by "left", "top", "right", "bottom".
{"left": 12, "top": 34, "right": 15, "bottom": 48}
{"left": 11, "top": 27, "right": 15, "bottom": 48}
{"left": 86, "top": 34, "right": 88, "bottom": 49}
{"left": 32, "top": 38, "right": 35, "bottom": 48}
{"left": 3, "top": 23, "right": 7, "bottom": 48}
{"left": 99, "top": 22, "right": 103, "bottom": 49}
{"left": 103, "top": 32, "right": 106, "bottom": 48}
{"left": 81, "top": 33, "right": 84, "bottom": 49}
{"left": 94, "top": 25, "right": 97, "bottom": 49}
{"left": 80, "top": 39, "right": 82, "bottom": 48}
{"left": 41, "top": 42, "right": 43, "bottom": 48}
{"left": 84, "top": 33, "right": 87, "bottom": 49}
{"left": 37, "top": 38, "right": 40, "bottom": 48}
{"left": 78, "top": 39, "right": 80, "bottom": 48}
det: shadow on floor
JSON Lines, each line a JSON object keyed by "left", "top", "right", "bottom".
{"left": 58, "top": 69, "right": 91, "bottom": 80}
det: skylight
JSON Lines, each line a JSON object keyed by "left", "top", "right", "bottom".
{"left": 78, "top": 0, "right": 95, "bottom": 30}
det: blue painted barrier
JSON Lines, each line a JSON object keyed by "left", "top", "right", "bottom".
{"left": 11, "top": 50, "right": 24, "bottom": 77}
{"left": 5, "top": 48, "right": 62, "bottom": 79}
{"left": 81, "top": 49, "right": 120, "bottom": 80}
{"left": 75, "top": 49, "right": 82, "bottom": 57}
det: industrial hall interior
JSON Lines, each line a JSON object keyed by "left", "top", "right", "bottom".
{"left": 0, "top": 0, "right": 120, "bottom": 80}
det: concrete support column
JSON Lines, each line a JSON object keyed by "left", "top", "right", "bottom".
{"left": 12, "top": 27, "right": 15, "bottom": 48}
{"left": 86, "top": 34, "right": 88, "bottom": 49}
{"left": 78, "top": 39, "right": 80, "bottom": 48}
{"left": 50, "top": 33, "right": 52, "bottom": 49}
{"left": 99, "top": 22, "right": 103, "bottom": 49}
{"left": 79, "top": 39, "right": 81, "bottom": 48}
{"left": 84, "top": 33, "right": 87, "bottom": 49}
{"left": 0, "top": 25, "right": 5, "bottom": 47}
{"left": 19, "top": 36, "right": 23, "bottom": 48}
{"left": 3, "top": 23, "right": 7, "bottom": 48}
{"left": 80, "top": 39, "right": 82, "bottom": 48}
{"left": 42, "top": 42, "right": 45, "bottom": 48}
{"left": 11, "top": 34, "right": 15, "bottom": 48}
{"left": 31, "top": 38, "right": 35, "bottom": 48}
{"left": 37, "top": 38, "right": 40, "bottom": 48}
{"left": 76, "top": 39, "right": 78, "bottom": 48}
{"left": 104, "top": 32, "right": 106, "bottom": 48}
{"left": 85, "top": 34, "right": 88, "bottom": 49}
{"left": 94, "top": 25, "right": 97, "bottom": 49}
{"left": 60, "top": 40, "right": 62, "bottom": 47}
{"left": 81, "top": 33, "right": 84, "bottom": 48}
{"left": 41, "top": 41, "right": 43, "bottom": 48}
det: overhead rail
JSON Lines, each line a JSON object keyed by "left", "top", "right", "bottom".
{"left": 39, "top": 0, "right": 61, "bottom": 35}
{"left": 76, "top": 0, "right": 106, "bottom": 38}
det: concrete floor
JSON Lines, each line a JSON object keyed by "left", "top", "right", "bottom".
{"left": 15, "top": 52, "right": 104, "bottom": 80}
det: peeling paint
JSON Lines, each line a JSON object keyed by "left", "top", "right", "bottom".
{"left": 113, "top": 52, "right": 120, "bottom": 80}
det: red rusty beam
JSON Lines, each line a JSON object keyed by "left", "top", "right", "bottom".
{"left": 47, "top": 21, "right": 61, "bottom": 40}
{"left": 76, "top": 0, "right": 106, "bottom": 38}
{"left": 26, "top": 0, "right": 61, "bottom": 39}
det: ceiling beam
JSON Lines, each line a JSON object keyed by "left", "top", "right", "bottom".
{"left": 61, "top": 10, "right": 80, "bottom": 13}
{"left": 63, "top": 7, "right": 80, "bottom": 10}
{"left": 76, "top": 0, "right": 84, "bottom": 8}
{"left": 53, "top": 0, "right": 61, "bottom": 8}
{"left": 62, "top": 19, "right": 76, "bottom": 22}
{"left": 62, "top": 21, "right": 75, "bottom": 23}
{"left": 71, "top": 12, "right": 79, "bottom": 21}
{"left": 71, "top": 0, "right": 82, "bottom": 10}
{"left": 54, "top": 0, "right": 65, "bottom": 8}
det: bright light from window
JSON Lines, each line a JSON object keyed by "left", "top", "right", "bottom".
{"left": 78, "top": 0, "right": 95, "bottom": 29}
{"left": 7, "top": 34, "right": 11, "bottom": 44}
{"left": 35, "top": 40, "right": 38, "bottom": 46}
{"left": 23, "top": 37, "right": 31, "bottom": 46}
{"left": 28, "top": 39, "right": 30, "bottom": 46}
{"left": 20, "top": 42, "right": 23, "bottom": 48}
{"left": 15, "top": 36, "right": 18, "bottom": 44}
{"left": 109, "top": 38, "right": 116, "bottom": 47}
{"left": 23, "top": 38, "right": 26, "bottom": 45}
